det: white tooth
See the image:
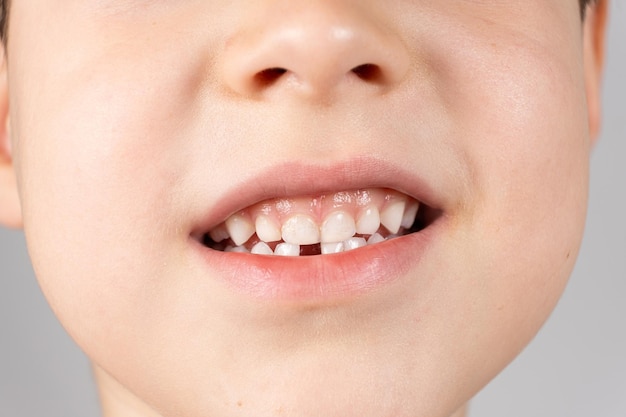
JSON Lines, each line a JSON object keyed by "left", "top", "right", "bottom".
{"left": 321, "top": 242, "right": 344, "bottom": 255}
{"left": 209, "top": 223, "right": 229, "bottom": 243}
{"left": 251, "top": 241, "right": 274, "bottom": 255}
{"left": 380, "top": 201, "right": 406, "bottom": 234}
{"left": 321, "top": 211, "right": 356, "bottom": 243}
{"left": 342, "top": 237, "right": 367, "bottom": 252}
{"left": 255, "top": 215, "right": 282, "bottom": 243}
{"left": 225, "top": 214, "right": 255, "bottom": 246}
{"left": 401, "top": 201, "right": 419, "bottom": 229}
{"left": 356, "top": 206, "right": 381, "bottom": 235}
{"left": 367, "top": 233, "right": 385, "bottom": 245}
{"left": 274, "top": 243, "right": 300, "bottom": 257}
{"left": 225, "top": 245, "right": 249, "bottom": 253}
{"left": 281, "top": 214, "right": 320, "bottom": 245}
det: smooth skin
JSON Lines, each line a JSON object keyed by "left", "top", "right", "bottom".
{"left": 0, "top": 1, "right": 607, "bottom": 416}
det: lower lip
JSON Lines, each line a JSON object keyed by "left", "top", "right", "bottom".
{"left": 191, "top": 222, "right": 440, "bottom": 302}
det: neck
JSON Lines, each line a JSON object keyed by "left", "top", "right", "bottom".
{"left": 93, "top": 365, "right": 162, "bottom": 417}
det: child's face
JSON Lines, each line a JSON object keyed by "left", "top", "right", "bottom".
{"left": 0, "top": 1, "right": 606, "bottom": 416}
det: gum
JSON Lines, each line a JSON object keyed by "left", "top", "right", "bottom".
{"left": 213, "top": 188, "right": 416, "bottom": 233}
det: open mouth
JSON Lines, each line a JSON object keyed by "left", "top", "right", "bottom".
{"left": 201, "top": 188, "right": 438, "bottom": 257}
{"left": 189, "top": 159, "right": 447, "bottom": 299}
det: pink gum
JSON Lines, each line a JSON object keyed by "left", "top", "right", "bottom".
{"left": 227, "top": 188, "right": 414, "bottom": 226}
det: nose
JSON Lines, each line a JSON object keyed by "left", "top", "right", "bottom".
{"left": 220, "top": 2, "right": 410, "bottom": 100}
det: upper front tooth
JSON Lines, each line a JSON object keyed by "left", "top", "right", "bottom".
{"left": 401, "top": 201, "right": 419, "bottom": 229}
{"left": 281, "top": 214, "right": 320, "bottom": 245}
{"left": 380, "top": 200, "right": 406, "bottom": 234}
{"left": 321, "top": 211, "right": 356, "bottom": 243}
{"left": 356, "top": 206, "right": 381, "bottom": 235}
{"left": 225, "top": 214, "right": 255, "bottom": 246}
{"left": 255, "top": 215, "right": 282, "bottom": 243}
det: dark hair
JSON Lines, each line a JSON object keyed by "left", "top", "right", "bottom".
{"left": 0, "top": 0, "right": 599, "bottom": 44}
{"left": 1, "top": 0, "right": 8, "bottom": 44}
{"left": 580, "top": 0, "right": 599, "bottom": 19}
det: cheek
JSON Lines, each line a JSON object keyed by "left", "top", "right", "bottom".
{"left": 448, "top": 34, "right": 590, "bottom": 343}
{"left": 10, "top": 41, "right": 198, "bottom": 351}
{"left": 7, "top": 6, "right": 243, "bottom": 393}
{"left": 474, "top": 52, "right": 589, "bottom": 269}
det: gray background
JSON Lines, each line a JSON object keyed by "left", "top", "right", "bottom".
{"left": 1, "top": 3, "right": 624, "bottom": 416}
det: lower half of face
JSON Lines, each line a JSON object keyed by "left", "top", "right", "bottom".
{"left": 8, "top": 1, "right": 590, "bottom": 416}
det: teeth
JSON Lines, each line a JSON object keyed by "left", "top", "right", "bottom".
{"left": 274, "top": 243, "right": 300, "bottom": 257}
{"left": 209, "top": 224, "right": 230, "bottom": 243}
{"left": 225, "top": 213, "right": 256, "bottom": 246}
{"left": 321, "top": 242, "right": 344, "bottom": 255}
{"left": 281, "top": 214, "right": 320, "bottom": 245}
{"left": 355, "top": 206, "right": 381, "bottom": 235}
{"left": 380, "top": 201, "right": 406, "bottom": 234}
{"left": 401, "top": 201, "right": 419, "bottom": 229}
{"left": 251, "top": 241, "right": 274, "bottom": 255}
{"left": 255, "top": 215, "right": 282, "bottom": 243}
{"left": 207, "top": 190, "right": 425, "bottom": 256}
{"left": 367, "top": 233, "right": 385, "bottom": 245}
{"left": 225, "top": 245, "right": 249, "bottom": 253}
{"left": 320, "top": 211, "right": 356, "bottom": 243}
{"left": 343, "top": 237, "right": 367, "bottom": 252}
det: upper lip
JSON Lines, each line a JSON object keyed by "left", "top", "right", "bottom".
{"left": 190, "top": 156, "right": 447, "bottom": 239}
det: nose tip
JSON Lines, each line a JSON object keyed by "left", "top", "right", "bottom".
{"left": 220, "top": 4, "right": 410, "bottom": 100}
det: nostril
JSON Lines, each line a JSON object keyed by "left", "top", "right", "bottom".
{"left": 254, "top": 67, "right": 288, "bottom": 88}
{"left": 351, "top": 64, "right": 383, "bottom": 83}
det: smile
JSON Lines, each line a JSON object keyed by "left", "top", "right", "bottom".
{"left": 189, "top": 158, "right": 447, "bottom": 300}
{"left": 203, "top": 188, "right": 430, "bottom": 256}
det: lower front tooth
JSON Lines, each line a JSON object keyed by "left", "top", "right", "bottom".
{"left": 343, "top": 237, "right": 367, "bottom": 252}
{"left": 321, "top": 242, "right": 344, "bottom": 255}
{"left": 274, "top": 243, "right": 300, "bottom": 257}
{"left": 251, "top": 241, "right": 274, "bottom": 255}
{"left": 225, "top": 245, "right": 249, "bottom": 253}
{"left": 367, "top": 233, "right": 385, "bottom": 245}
